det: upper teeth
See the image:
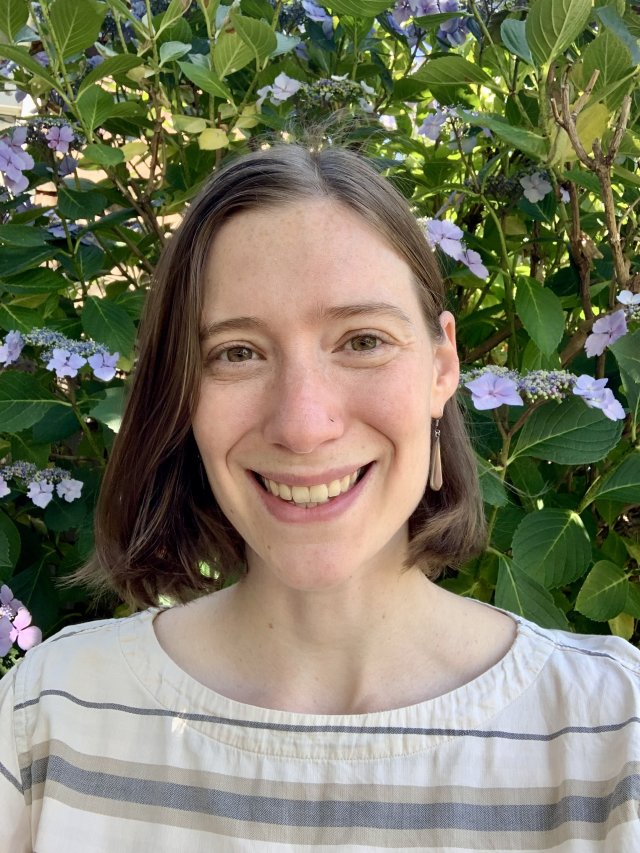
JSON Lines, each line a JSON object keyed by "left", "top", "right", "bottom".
{"left": 262, "top": 469, "right": 361, "bottom": 506}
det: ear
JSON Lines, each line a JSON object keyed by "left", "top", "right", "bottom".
{"left": 430, "top": 311, "right": 459, "bottom": 418}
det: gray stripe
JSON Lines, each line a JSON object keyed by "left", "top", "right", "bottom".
{"left": 15, "top": 689, "right": 640, "bottom": 742}
{"left": 0, "top": 759, "right": 23, "bottom": 793}
{"left": 524, "top": 622, "right": 640, "bottom": 667}
{"left": 29, "top": 755, "right": 640, "bottom": 832}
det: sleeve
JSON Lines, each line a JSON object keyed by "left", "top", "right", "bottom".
{"left": 0, "top": 664, "right": 32, "bottom": 853}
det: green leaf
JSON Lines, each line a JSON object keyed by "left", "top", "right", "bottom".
{"left": 0, "top": 531, "right": 11, "bottom": 577}
{"left": 584, "top": 452, "right": 640, "bottom": 506}
{"left": 477, "top": 456, "right": 509, "bottom": 507}
{"left": 511, "top": 509, "right": 592, "bottom": 588}
{"left": 595, "top": 5, "right": 640, "bottom": 65}
{"left": 0, "top": 226, "right": 51, "bottom": 248}
{"left": 44, "top": 496, "right": 87, "bottom": 532}
{"left": 0, "top": 0, "right": 28, "bottom": 40}
{"left": 156, "top": 0, "right": 192, "bottom": 36}
{"left": 195, "top": 0, "right": 221, "bottom": 27}
{"left": 0, "top": 247, "right": 56, "bottom": 278}
{"left": 611, "top": 329, "right": 640, "bottom": 426}
{"left": 57, "top": 185, "right": 108, "bottom": 220}
{"left": 575, "top": 560, "right": 628, "bottom": 621}
{"left": 0, "top": 268, "right": 64, "bottom": 295}
{"left": 76, "top": 87, "right": 117, "bottom": 133}
{"left": 77, "top": 54, "right": 144, "bottom": 96}
{"left": 213, "top": 25, "right": 256, "bottom": 77}
{"left": 0, "top": 511, "right": 20, "bottom": 572}
{"left": 457, "top": 111, "right": 547, "bottom": 159}
{"left": 81, "top": 296, "right": 136, "bottom": 358}
{"left": 32, "top": 406, "right": 79, "bottom": 443}
{"left": 230, "top": 11, "right": 277, "bottom": 64}
{"left": 525, "top": 0, "right": 593, "bottom": 66}
{"left": 178, "top": 61, "right": 232, "bottom": 99}
{"left": 324, "top": 0, "right": 389, "bottom": 14}
{"left": 49, "top": 0, "right": 106, "bottom": 58}
{"left": 82, "top": 143, "right": 125, "bottom": 168}
{"left": 0, "top": 373, "right": 68, "bottom": 433}
{"left": 159, "top": 40, "right": 192, "bottom": 65}
{"left": 511, "top": 397, "right": 622, "bottom": 464}
{"left": 495, "top": 556, "right": 569, "bottom": 628}
{"left": 89, "top": 386, "right": 125, "bottom": 433}
{"left": 413, "top": 57, "right": 496, "bottom": 104}
{"left": 0, "top": 44, "right": 58, "bottom": 88}
{"left": 0, "top": 304, "right": 43, "bottom": 333}
{"left": 579, "top": 31, "right": 634, "bottom": 109}
{"left": 500, "top": 19, "right": 533, "bottom": 64}
{"left": 515, "top": 276, "right": 565, "bottom": 356}
{"left": 10, "top": 431, "right": 51, "bottom": 468}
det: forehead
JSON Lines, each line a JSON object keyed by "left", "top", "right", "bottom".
{"left": 202, "top": 199, "right": 425, "bottom": 323}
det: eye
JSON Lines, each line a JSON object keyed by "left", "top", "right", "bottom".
{"left": 347, "top": 334, "right": 382, "bottom": 352}
{"left": 217, "top": 345, "right": 258, "bottom": 363}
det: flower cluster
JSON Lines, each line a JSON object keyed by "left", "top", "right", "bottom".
{"left": 421, "top": 218, "right": 489, "bottom": 279}
{"left": 519, "top": 171, "right": 553, "bottom": 204}
{"left": 297, "top": 76, "right": 366, "bottom": 109}
{"left": 617, "top": 290, "right": 640, "bottom": 322}
{"left": 45, "top": 124, "right": 75, "bottom": 154}
{"left": 0, "top": 584, "right": 42, "bottom": 656}
{"left": 0, "top": 127, "right": 34, "bottom": 195}
{"left": 0, "top": 329, "right": 119, "bottom": 381}
{"left": 0, "top": 462, "right": 83, "bottom": 508}
{"left": 392, "top": 0, "right": 469, "bottom": 46}
{"left": 462, "top": 366, "right": 626, "bottom": 420}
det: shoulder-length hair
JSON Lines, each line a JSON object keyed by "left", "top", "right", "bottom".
{"left": 84, "top": 144, "right": 485, "bottom": 607}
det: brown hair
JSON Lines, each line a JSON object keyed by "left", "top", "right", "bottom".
{"left": 84, "top": 144, "right": 485, "bottom": 607}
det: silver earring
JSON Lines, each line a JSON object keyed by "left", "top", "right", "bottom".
{"left": 429, "top": 419, "right": 442, "bottom": 491}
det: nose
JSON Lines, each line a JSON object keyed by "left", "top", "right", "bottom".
{"left": 262, "top": 360, "right": 345, "bottom": 454}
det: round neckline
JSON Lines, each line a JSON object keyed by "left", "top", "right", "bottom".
{"left": 118, "top": 607, "right": 553, "bottom": 760}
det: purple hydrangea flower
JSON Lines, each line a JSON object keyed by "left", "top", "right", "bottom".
{"left": 425, "top": 218, "right": 465, "bottom": 260}
{"left": 9, "top": 607, "right": 42, "bottom": 650}
{"left": 418, "top": 109, "right": 447, "bottom": 141}
{"left": 46, "top": 348, "right": 87, "bottom": 378}
{"left": 572, "top": 375, "right": 625, "bottom": 421}
{"left": 33, "top": 51, "right": 50, "bottom": 67}
{"left": 572, "top": 374, "right": 610, "bottom": 401}
{"left": 391, "top": 0, "right": 413, "bottom": 25}
{"left": 0, "top": 330, "right": 24, "bottom": 365}
{"left": 412, "top": 0, "right": 440, "bottom": 13}
{"left": 58, "top": 154, "right": 77, "bottom": 177}
{"left": 27, "top": 480, "right": 54, "bottom": 508}
{"left": 0, "top": 616, "right": 12, "bottom": 656}
{"left": 584, "top": 310, "right": 628, "bottom": 357}
{"left": 302, "top": 0, "right": 333, "bottom": 37}
{"left": 0, "top": 132, "right": 34, "bottom": 195}
{"left": 519, "top": 172, "right": 553, "bottom": 203}
{"left": 56, "top": 478, "right": 83, "bottom": 502}
{"left": 596, "top": 389, "right": 626, "bottom": 421}
{"left": 0, "top": 584, "right": 22, "bottom": 618}
{"left": 465, "top": 373, "right": 524, "bottom": 409}
{"left": 461, "top": 248, "right": 489, "bottom": 279}
{"left": 0, "top": 477, "right": 10, "bottom": 499}
{"left": 560, "top": 188, "right": 570, "bottom": 203}
{"left": 617, "top": 290, "right": 640, "bottom": 306}
{"left": 88, "top": 351, "right": 119, "bottom": 381}
{"left": 46, "top": 125, "right": 74, "bottom": 154}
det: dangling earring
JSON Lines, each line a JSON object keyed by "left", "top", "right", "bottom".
{"left": 429, "top": 419, "right": 442, "bottom": 491}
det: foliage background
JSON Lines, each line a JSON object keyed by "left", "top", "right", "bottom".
{"left": 0, "top": 0, "right": 638, "bottom": 674}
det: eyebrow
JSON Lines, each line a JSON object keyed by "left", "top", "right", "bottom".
{"left": 200, "top": 302, "right": 415, "bottom": 342}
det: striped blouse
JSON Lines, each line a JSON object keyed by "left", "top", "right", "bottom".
{"left": 1, "top": 607, "right": 639, "bottom": 851}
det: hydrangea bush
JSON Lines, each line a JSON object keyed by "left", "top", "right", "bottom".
{"left": 0, "top": 0, "right": 638, "bottom": 672}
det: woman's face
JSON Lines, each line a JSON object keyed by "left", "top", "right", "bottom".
{"left": 193, "top": 199, "right": 459, "bottom": 592}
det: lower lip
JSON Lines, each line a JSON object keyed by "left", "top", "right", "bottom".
{"left": 251, "top": 465, "right": 373, "bottom": 523}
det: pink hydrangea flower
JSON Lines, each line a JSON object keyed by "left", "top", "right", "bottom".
{"left": 9, "top": 607, "right": 42, "bottom": 650}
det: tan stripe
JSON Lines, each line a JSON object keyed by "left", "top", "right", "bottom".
{"left": 26, "top": 740, "right": 640, "bottom": 808}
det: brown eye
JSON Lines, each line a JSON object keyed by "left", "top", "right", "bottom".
{"left": 220, "top": 346, "right": 256, "bottom": 362}
{"left": 349, "top": 334, "right": 380, "bottom": 352}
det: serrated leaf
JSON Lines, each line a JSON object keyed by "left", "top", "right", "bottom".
{"left": 511, "top": 509, "right": 592, "bottom": 588}
{"left": 198, "top": 127, "right": 228, "bottom": 149}
{"left": 77, "top": 54, "right": 144, "bottom": 96}
{"left": 324, "top": 0, "right": 389, "bottom": 14}
{"left": 0, "top": 530, "right": 11, "bottom": 574}
{"left": 0, "top": 373, "right": 68, "bottom": 433}
{"left": 57, "top": 185, "right": 108, "bottom": 220}
{"left": 178, "top": 61, "right": 232, "bottom": 99}
{"left": 0, "top": 304, "right": 43, "bottom": 333}
{"left": 477, "top": 456, "right": 509, "bottom": 507}
{"left": 584, "top": 452, "right": 640, "bottom": 506}
{"left": 515, "top": 276, "right": 565, "bottom": 356}
{"left": 156, "top": 0, "right": 192, "bottom": 36}
{"left": 526, "top": 0, "right": 593, "bottom": 66}
{"left": 49, "top": 0, "right": 106, "bottom": 58}
{"left": 511, "top": 397, "right": 623, "bottom": 464}
{"left": 0, "top": 0, "right": 28, "bottom": 40}
{"left": 89, "top": 386, "right": 125, "bottom": 433}
{"left": 0, "top": 268, "right": 64, "bottom": 295}
{"left": 0, "top": 226, "right": 51, "bottom": 248}
{"left": 44, "top": 496, "right": 87, "bottom": 532}
{"left": 0, "top": 511, "right": 20, "bottom": 571}
{"left": 230, "top": 11, "right": 277, "bottom": 64}
{"left": 0, "top": 44, "right": 58, "bottom": 88}
{"left": 413, "top": 56, "right": 496, "bottom": 105}
{"left": 82, "top": 143, "right": 125, "bottom": 168}
{"left": 76, "top": 87, "right": 117, "bottom": 133}
{"left": 580, "top": 30, "right": 633, "bottom": 109}
{"left": 159, "top": 40, "right": 192, "bottom": 65}
{"left": 500, "top": 19, "right": 533, "bottom": 64}
{"left": 81, "top": 296, "right": 136, "bottom": 358}
{"left": 458, "top": 111, "right": 547, "bottom": 159}
{"left": 0, "top": 247, "right": 56, "bottom": 278}
{"left": 195, "top": 0, "right": 221, "bottom": 27}
{"left": 611, "top": 329, "right": 640, "bottom": 426}
{"left": 595, "top": 5, "right": 640, "bottom": 65}
{"left": 575, "top": 560, "right": 628, "bottom": 620}
{"left": 495, "top": 555, "right": 569, "bottom": 628}
{"left": 213, "top": 26, "right": 256, "bottom": 77}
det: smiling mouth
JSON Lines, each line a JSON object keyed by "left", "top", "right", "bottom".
{"left": 254, "top": 466, "right": 369, "bottom": 508}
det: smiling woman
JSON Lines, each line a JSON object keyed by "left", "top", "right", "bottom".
{"left": 1, "top": 145, "right": 640, "bottom": 852}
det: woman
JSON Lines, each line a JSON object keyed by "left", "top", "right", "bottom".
{"left": 1, "top": 145, "right": 639, "bottom": 851}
